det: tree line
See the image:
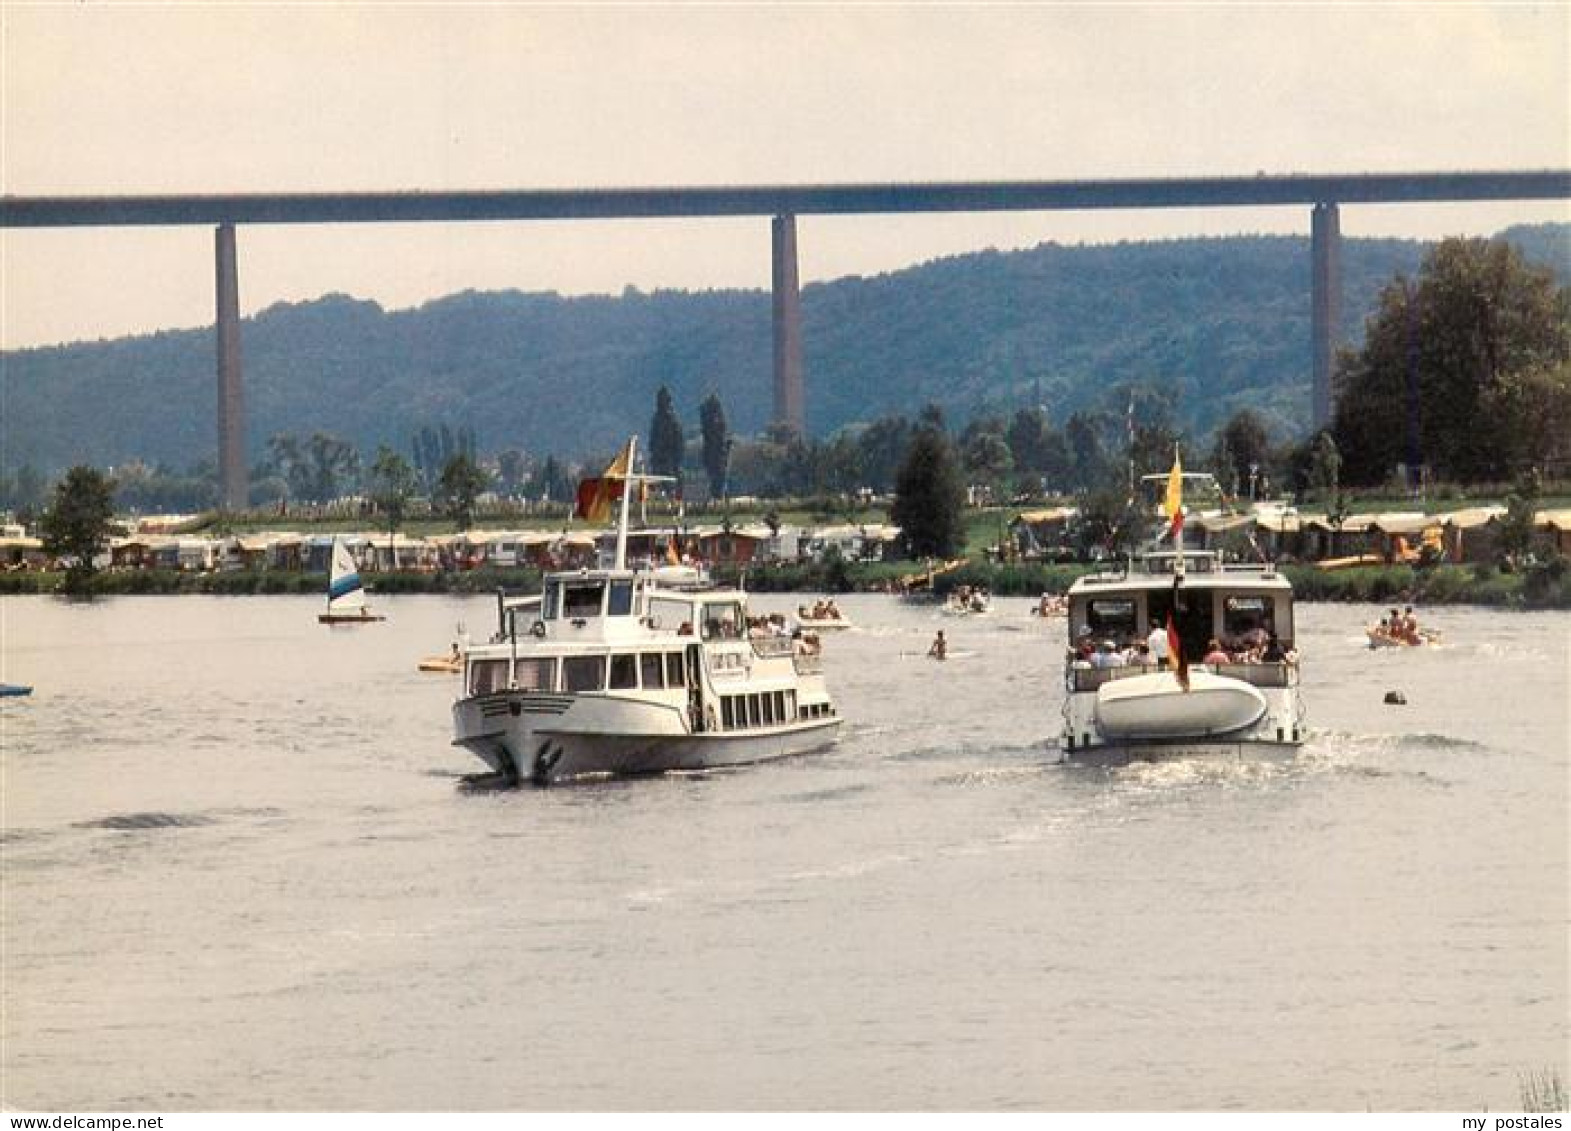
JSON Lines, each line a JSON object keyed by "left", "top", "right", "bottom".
{"left": 11, "top": 236, "right": 1567, "bottom": 570}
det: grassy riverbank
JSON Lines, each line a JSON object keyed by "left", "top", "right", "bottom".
{"left": 6, "top": 557, "right": 1570, "bottom": 607}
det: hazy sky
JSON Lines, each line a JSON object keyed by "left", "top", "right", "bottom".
{"left": 2, "top": 3, "right": 1567, "bottom": 349}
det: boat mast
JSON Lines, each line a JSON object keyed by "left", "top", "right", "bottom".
{"left": 614, "top": 435, "right": 637, "bottom": 572}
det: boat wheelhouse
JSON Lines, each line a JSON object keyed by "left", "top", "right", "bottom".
{"left": 1061, "top": 549, "right": 1305, "bottom": 760}
{"left": 451, "top": 439, "right": 840, "bottom": 785}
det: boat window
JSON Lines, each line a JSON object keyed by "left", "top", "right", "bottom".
{"left": 542, "top": 583, "right": 560, "bottom": 621}
{"left": 722, "top": 697, "right": 735, "bottom": 730}
{"left": 640, "top": 653, "right": 664, "bottom": 689}
{"left": 1224, "top": 596, "right": 1271, "bottom": 639}
{"left": 664, "top": 652, "right": 686, "bottom": 688}
{"left": 609, "top": 653, "right": 637, "bottom": 690}
{"left": 702, "top": 602, "right": 744, "bottom": 640}
{"left": 1086, "top": 599, "right": 1137, "bottom": 638}
{"left": 785, "top": 690, "right": 797, "bottom": 720}
{"left": 647, "top": 597, "right": 693, "bottom": 633}
{"left": 608, "top": 580, "right": 635, "bottom": 617}
{"left": 563, "top": 583, "right": 605, "bottom": 619}
{"left": 469, "top": 659, "right": 509, "bottom": 696}
{"left": 562, "top": 655, "right": 606, "bottom": 692}
{"left": 513, "top": 657, "right": 555, "bottom": 691}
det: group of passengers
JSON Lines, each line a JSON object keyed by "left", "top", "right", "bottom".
{"left": 1071, "top": 620, "right": 1295, "bottom": 670}
{"left": 799, "top": 598, "right": 845, "bottom": 621}
{"left": 1034, "top": 592, "right": 1069, "bottom": 617}
{"left": 948, "top": 584, "right": 991, "bottom": 613}
{"left": 746, "top": 613, "right": 793, "bottom": 639}
{"left": 1370, "top": 605, "right": 1425, "bottom": 646}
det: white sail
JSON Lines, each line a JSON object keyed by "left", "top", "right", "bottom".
{"left": 326, "top": 538, "right": 367, "bottom": 614}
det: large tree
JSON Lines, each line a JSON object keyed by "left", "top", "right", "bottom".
{"left": 854, "top": 415, "right": 912, "bottom": 494}
{"left": 437, "top": 452, "right": 489, "bottom": 531}
{"left": 891, "top": 409, "right": 965, "bottom": 558}
{"left": 39, "top": 465, "right": 117, "bottom": 583}
{"left": 1210, "top": 409, "right": 1274, "bottom": 500}
{"left": 368, "top": 446, "right": 419, "bottom": 545}
{"left": 648, "top": 385, "right": 685, "bottom": 485}
{"left": 698, "top": 393, "right": 732, "bottom": 499}
{"left": 1333, "top": 237, "right": 1571, "bottom": 485}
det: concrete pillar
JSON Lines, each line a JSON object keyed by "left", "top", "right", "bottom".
{"left": 1310, "top": 201, "right": 1342, "bottom": 430}
{"left": 771, "top": 213, "right": 805, "bottom": 436}
{"left": 215, "top": 223, "right": 247, "bottom": 511}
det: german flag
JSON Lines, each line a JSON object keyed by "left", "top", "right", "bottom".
{"left": 573, "top": 442, "right": 633, "bottom": 523}
{"left": 1166, "top": 577, "right": 1190, "bottom": 692}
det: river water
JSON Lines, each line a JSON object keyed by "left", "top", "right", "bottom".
{"left": 2, "top": 593, "right": 1566, "bottom": 1111}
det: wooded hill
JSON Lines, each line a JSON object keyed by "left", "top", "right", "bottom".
{"left": 4, "top": 224, "right": 1565, "bottom": 475}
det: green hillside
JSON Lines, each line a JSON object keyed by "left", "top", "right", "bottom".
{"left": 3, "top": 223, "right": 1565, "bottom": 474}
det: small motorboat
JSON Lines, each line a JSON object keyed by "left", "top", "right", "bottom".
{"left": 418, "top": 655, "right": 462, "bottom": 673}
{"left": 1367, "top": 627, "right": 1442, "bottom": 649}
{"left": 1094, "top": 670, "right": 1268, "bottom": 740}
{"left": 0, "top": 683, "right": 33, "bottom": 697}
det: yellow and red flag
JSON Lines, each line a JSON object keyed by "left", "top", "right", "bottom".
{"left": 573, "top": 442, "right": 633, "bottom": 523}
{"left": 1162, "top": 450, "right": 1184, "bottom": 540}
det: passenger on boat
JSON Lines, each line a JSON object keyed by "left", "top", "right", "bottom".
{"left": 1203, "top": 638, "right": 1231, "bottom": 666}
{"left": 1074, "top": 627, "right": 1097, "bottom": 663}
{"left": 928, "top": 630, "right": 948, "bottom": 661}
{"left": 1146, "top": 623, "right": 1169, "bottom": 666}
{"left": 1261, "top": 633, "right": 1286, "bottom": 663}
{"left": 1130, "top": 640, "right": 1152, "bottom": 667}
{"left": 1093, "top": 640, "right": 1125, "bottom": 669}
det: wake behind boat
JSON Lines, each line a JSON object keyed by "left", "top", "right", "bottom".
{"left": 319, "top": 537, "right": 384, "bottom": 624}
{"left": 451, "top": 438, "right": 841, "bottom": 785}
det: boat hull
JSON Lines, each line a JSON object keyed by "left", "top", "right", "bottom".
{"left": 453, "top": 690, "right": 841, "bottom": 784}
{"left": 319, "top": 612, "right": 385, "bottom": 624}
{"left": 1062, "top": 737, "right": 1302, "bottom": 766}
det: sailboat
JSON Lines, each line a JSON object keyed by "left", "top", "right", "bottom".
{"left": 319, "top": 537, "right": 385, "bottom": 624}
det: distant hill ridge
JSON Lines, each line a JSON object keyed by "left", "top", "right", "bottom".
{"left": 3, "top": 223, "right": 1566, "bottom": 474}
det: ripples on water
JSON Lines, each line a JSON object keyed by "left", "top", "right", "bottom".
{"left": 2, "top": 595, "right": 1566, "bottom": 1111}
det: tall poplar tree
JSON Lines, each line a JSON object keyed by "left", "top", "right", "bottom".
{"left": 698, "top": 393, "right": 732, "bottom": 499}
{"left": 891, "top": 407, "right": 965, "bottom": 558}
{"left": 649, "top": 386, "right": 685, "bottom": 485}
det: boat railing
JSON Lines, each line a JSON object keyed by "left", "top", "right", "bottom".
{"left": 750, "top": 636, "right": 796, "bottom": 660}
{"left": 1067, "top": 660, "right": 1296, "bottom": 693}
{"left": 792, "top": 648, "right": 825, "bottom": 676}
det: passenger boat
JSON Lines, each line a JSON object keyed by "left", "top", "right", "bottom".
{"left": 451, "top": 439, "right": 841, "bottom": 785}
{"left": 1060, "top": 549, "right": 1306, "bottom": 760}
{"left": 319, "top": 537, "right": 384, "bottom": 624}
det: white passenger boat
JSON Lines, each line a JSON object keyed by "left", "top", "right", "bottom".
{"left": 1060, "top": 549, "right": 1306, "bottom": 761}
{"left": 451, "top": 440, "right": 841, "bottom": 785}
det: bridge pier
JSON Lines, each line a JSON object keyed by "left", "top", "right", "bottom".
{"left": 214, "top": 223, "right": 248, "bottom": 511}
{"left": 771, "top": 213, "right": 805, "bottom": 436}
{"left": 1310, "top": 201, "right": 1342, "bottom": 430}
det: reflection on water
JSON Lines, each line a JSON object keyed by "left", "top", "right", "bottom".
{"left": 2, "top": 594, "right": 1566, "bottom": 1110}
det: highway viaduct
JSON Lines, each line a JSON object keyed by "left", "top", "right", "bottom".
{"left": 4, "top": 170, "right": 1568, "bottom": 510}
